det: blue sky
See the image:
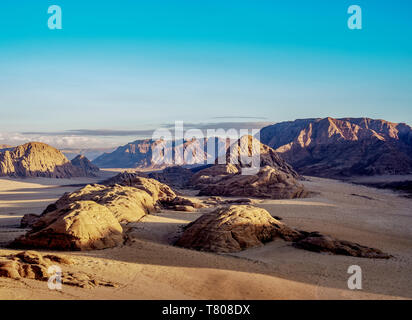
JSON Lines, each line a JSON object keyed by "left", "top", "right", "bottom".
{"left": 0, "top": 0, "right": 411, "bottom": 148}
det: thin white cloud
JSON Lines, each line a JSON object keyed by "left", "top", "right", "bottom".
{"left": 0, "top": 132, "right": 113, "bottom": 149}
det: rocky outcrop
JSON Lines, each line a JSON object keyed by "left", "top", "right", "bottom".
{"left": 20, "top": 214, "right": 40, "bottom": 228}
{"left": 161, "top": 196, "right": 206, "bottom": 212}
{"left": 42, "top": 183, "right": 158, "bottom": 224}
{"left": 12, "top": 201, "right": 124, "bottom": 250}
{"left": 175, "top": 205, "right": 301, "bottom": 253}
{"left": 259, "top": 117, "right": 412, "bottom": 177}
{"left": 203, "top": 197, "right": 258, "bottom": 206}
{"left": 70, "top": 155, "right": 100, "bottom": 177}
{"left": 11, "top": 176, "right": 195, "bottom": 250}
{"left": 190, "top": 136, "right": 308, "bottom": 199}
{"left": 0, "top": 142, "right": 98, "bottom": 178}
{"left": 197, "top": 166, "right": 307, "bottom": 199}
{"left": 176, "top": 205, "right": 391, "bottom": 258}
{"left": 102, "top": 172, "right": 176, "bottom": 202}
{"left": 293, "top": 232, "right": 391, "bottom": 259}
{"left": 0, "top": 251, "right": 116, "bottom": 288}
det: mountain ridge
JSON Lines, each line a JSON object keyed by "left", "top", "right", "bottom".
{"left": 259, "top": 117, "right": 412, "bottom": 177}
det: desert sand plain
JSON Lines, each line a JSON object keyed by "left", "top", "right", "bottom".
{"left": 0, "top": 170, "right": 411, "bottom": 300}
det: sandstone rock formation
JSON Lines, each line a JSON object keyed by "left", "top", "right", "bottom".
{"left": 190, "top": 136, "right": 308, "bottom": 199}
{"left": 0, "top": 251, "right": 72, "bottom": 281}
{"left": 176, "top": 205, "right": 391, "bottom": 258}
{"left": 203, "top": 197, "right": 258, "bottom": 206}
{"left": 161, "top": 196, "right": 206, "bottom": 212}
{"left": 175, "top": 205, "right": 301, "bottom": 253}
{"left": 20, "top": 213, "right": 40, "bottom": 228}
{"left": 12, "top": 201, "right": 124, "bottom": 250}
{"left": 293, "top": 232, "right": 391, "bottom": 259}
{"left": 70, "top": 155, "right": 100, "bottom": 177}
{"left": 0, "top": 142, "right": 99, "bottom": 178}
{"left": 0, "top": 251, "right": 116, "bottom": 288}
{"left": 197, "top": 166, "right": 307, "bottom": 199}
{"left": 259, "top": 117, "right": 412, "bottom": 177}
{"left": 11, "top": 176, "right": 203, "bottom": 250}
{"left": 42, "top": 183, "right": 158, "bottom": 224}
{"left": 102, "top": 172, "right": 176, "bottom": 202}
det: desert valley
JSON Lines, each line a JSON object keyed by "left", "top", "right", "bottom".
{"left": 0, "top": 117, "right": 411, "bottom": 300}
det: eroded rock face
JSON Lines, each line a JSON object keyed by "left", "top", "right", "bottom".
{"left": 175, "top": 205, "right": 391, "bottom": 259}
{"left": 259, "top": 117, "right": 412, "bottom": 177}
{"left": 12, "top": 201, "right": 124, "bottom": 250}
{"left": 12, "top": 178, "right": 181, "bottom": 250}
{"left": 190, "top": 136, "right": 307, "bottom": 199}
{"left": 0, "top": 251, "right": 71, "bottom": 281}
{"left": 42, "top": 183, "right": 157, "bottom": 224}
{"left": 0, "top": 251, "right": 116, "bottom": 288}
{"left": 175, "top": 205, "right": 301, "bottom": 253}
{"left": 0, "top": 142, "right": 97, "bottom": 178}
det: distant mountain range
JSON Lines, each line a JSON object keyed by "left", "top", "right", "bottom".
{"left": 4, "top": 117, "right": 410, "bottom": 179}
{"left": 259, "top": 117, "right": 412, "bottom": 177}
{"left": 0, "top": 142, "right": 99, "bottom": 178}
{"left": 62, "top": 147, "right": 116, "bottom": 161}
{"left": 92, "top": 138, "right": 222, "bottom": 169}
{"left": 92, "top": 117, "right": 412, "bottom": 178}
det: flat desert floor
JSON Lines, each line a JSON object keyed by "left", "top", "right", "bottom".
{"left": 0, "top": 174, "right": 411, "bottom": 300}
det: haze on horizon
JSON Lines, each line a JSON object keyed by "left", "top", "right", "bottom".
{"left": 0, "top": 0, "right": 411, "bottom": 149}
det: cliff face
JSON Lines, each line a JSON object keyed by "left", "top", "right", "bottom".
{"left": 259, "top": 117, "right": 412, "bottom": 177}
{"left": 0, "top": 142, "right": 99, "bottom": 178}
